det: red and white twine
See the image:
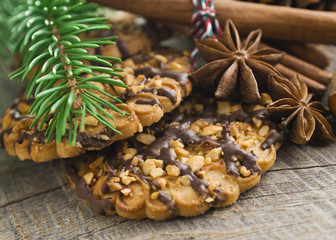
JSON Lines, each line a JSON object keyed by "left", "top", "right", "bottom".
{"left": 189, "top": 0, "right": 223, "bottom": 66}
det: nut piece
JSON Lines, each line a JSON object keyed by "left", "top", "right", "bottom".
{"left": 187, "top": 156, "right": 204, "bottom": 172}
{"left": 172, "top": 139, "right": 184, "bottom": 149}
{"left": 171, "top": 61, "right": 183, "bottom": 71}
{"left": 258, "top": 125, "right": 270, "bottom": 137}
{"left": 84, "top": 116, "right": 99, "bottom": 126}
{"left": 143, "top": 159, "right": 156, "bottom": 175}
{"left": 205, "top": 147, "right": 222, "bottom": 162}
{"left": 89, "top": 156, "right": 104, "bottom": 169}
{"left": 252, "top": 117, "right": 263, "bottom": 128}
{"left": 217, "top": 101, "right": 231, "bottom": 115}
{"left": 124, "top": 148, "right": 137, "bottom": 156}
{"left": 107, "top": 181, "right": 122, "bottom": 192}
{"left": 240, "top": 166, "right": 251, "bottom": 177}
{"left": 136, "top": 133, "right": 156, "bottom": 145}
{"left": 122, "top": 176, "right": 136, "bottom": 185}
{"left": 181, "top": 175, "right": 191, "bottom": 186}
{"left": 151, "top": 192, "right": 159, "bottom": 200}
{"left": 175, "top": 147, "right": 190, "bottom": 157}
{"left": 201, "top": 125, "right": 223, "bottom": 136}
{"left": 121, "top": 188, "right": 131, "bottom": 196}
{"left": 205, "top": 197, "right": 214, "bottom": 203}
{"left": 166, "top": 165, "right": 181, "bottom": 177}
{"left": 150, "top": 168, "right": 164, "bottom": 178}
{"left": 154, "top": 159, "right": 164, "bottom": 168}
{"left": 83, "top": 172, "right": 94, "bottom": 185}
{"left": 155, "top": 80, "right": 162, "bottom": 87}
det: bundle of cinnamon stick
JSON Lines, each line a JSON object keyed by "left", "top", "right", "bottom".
{"left": 91, "top": 0, "right": 336, "bottom": 45}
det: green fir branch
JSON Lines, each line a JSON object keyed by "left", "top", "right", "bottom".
{"left": 9, "top": 0, "right": 128, "bottom": 145}
{"left": 0, "top": 0, "right": 22, "bottom": 71}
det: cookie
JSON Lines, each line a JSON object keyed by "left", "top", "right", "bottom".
{"left": 90, "top": 12, "right": 172, "bottom": 60}
{"left": 0, "top": 50, "right": 192, "bottom": 162}
{"left": 62, "top": 94, "right": 284, "bottom": 220}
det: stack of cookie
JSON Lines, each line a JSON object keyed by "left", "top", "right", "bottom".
{"left": 0, "top": 14, "right": 284, "bottom": 220}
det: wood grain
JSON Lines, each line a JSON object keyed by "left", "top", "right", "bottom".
{"left": 1, "top": 47, "right": 336, "bottom": 240}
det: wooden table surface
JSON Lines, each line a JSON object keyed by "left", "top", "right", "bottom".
{"left": 1, "top": 47, "right": 336, "bottom": 240}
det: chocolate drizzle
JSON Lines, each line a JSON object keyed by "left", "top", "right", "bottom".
{"left": 134, "top": 67, "right": 189, "bottom": 94}
{"left": 158, "top": 192, "right": 176, "bottom": 216}
{"left": 140, "top": 87, "right": 177, "bottom": 104}
{"left": 95, "top": 29, "right": 130, "bottom": 59}
{"left": 135, "top": 98, "right": 161, "bottom": 106}
{"left": 62, "top": 160, "right": 114, "bottom": 214}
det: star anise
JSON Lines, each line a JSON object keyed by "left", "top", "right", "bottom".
{"left": 266, "top": 74, "right": 336, "bottom": 144}
{"left": 189, "top": 19, "right": 283, "bottom": 103}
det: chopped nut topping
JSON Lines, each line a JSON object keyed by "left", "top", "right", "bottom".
{"left": 136, "top": 133, "right": 156, "bottom": 145}
{"left": 121, "top": 188, "right": 131, "bottom": 196}
{"left": 155, "top": 80, "right": 162, "bottom": 87}
{"left": 84, "top": 116, "right": 99, "bottom": 126}
{"left": 122, "top": 176, "right": 136, "bottom": 185}
{"left": 89, "top": 156, "right": 104, "bottom": 169}
{"left": 131, "top": 157, "right": 139, "bottom": 166}
{"left": 205, "top": 197, "right": 214, "bottom": 203}
{"left": 143, "top": 159, "right": 156, "bottom": 175}
{"left": 120, "top": 170, "right": 129, "bottom": 178}
{"left": 258, "top": 125, "right": 270, "bottom": 137}
{"left": 150, "top": 168, "right": 164, "bottom": 178}
{"left": 201, "top": 125, "right": 223, "bottom": 136}
{"left": 240, "top": 166, "right": 251, "bottom": 177}
{"left": 151, "top": 192, "right": 160, "bottom": 200}
{"left": 172, "top": 139, "right": 184, "bottom": 149}
{"left": 155, "top": 54, "right": 167, "bottom": 64}
{"left": 124, "top": 148, "right": 137, "bottom": 156}
{"left": 154, "top": 159, "right": 164, "bottom": 168}
{"left": 83, "top": 172, "right": 94, "bottom": 185}
{"left": 96, "top": 169, "right": 103, "bottom": 178}
{"left": 171, "top": 61, "right": 183, "bottom": 71}
{"left": 100, "top": 135, "right": 110, "bottom": 141}
{"left": 138, "top": 123, "right": 143, "bottom": 133}
{"left": 166, "top": 165, "right": 180, "bottom": 176}
{"left": 205, "top": 147, "right": 222, "bottom": 162}
{"left": 174, "top": 147, "right": 190, "bottom": 157}
{"left": 187, "top": 156, "right": 204, "bottom": 172}
{"left": 204, "top": 157, "right": 212, "bottom": 165}
{"left": 217, "top": 101, "right": 231, "bottom": 115}
{"left": 111, "top": 177, "right": 120, "bottom": 182}
{"left": 181, "top": 175, "right": 191, "bottom": 186}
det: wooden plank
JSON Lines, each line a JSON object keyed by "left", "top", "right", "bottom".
{"left": 0, "top": 160, "right": 335, "bottom": 239}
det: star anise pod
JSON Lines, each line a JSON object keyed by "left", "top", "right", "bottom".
{"left": 189, "top": 19, "right": 283, "bottom": 103}
{"left": 266, "top": 74, "right": 336, "bottom": 144}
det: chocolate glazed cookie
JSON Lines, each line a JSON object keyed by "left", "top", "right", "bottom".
{"left": 0, "top": 50, "right": 193, "bottom": 162}
{"left": 62, "top": 95, "right": 284, "bottom": 220}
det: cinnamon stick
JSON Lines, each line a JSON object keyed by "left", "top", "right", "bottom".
{"left": 91, "top": 0, "right": 336, "bottom": 45}
{"left": 265, "top": 41, "right": 331, "bottom": 69}
{"left": 260, "top": 43, "right": 332, "bottom": 86}
{"left": 329, "top": 74, "right": 336, "bottom": 117}
{"left": 276, "top": 64, "right": 326, "bottom": 94}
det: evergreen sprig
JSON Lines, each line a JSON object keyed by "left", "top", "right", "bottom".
{"left": 9, "top": 0, "right": 128, "bottom": 145}
{"left": 0, "top": 0, "right": 20, "bottom": 69}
